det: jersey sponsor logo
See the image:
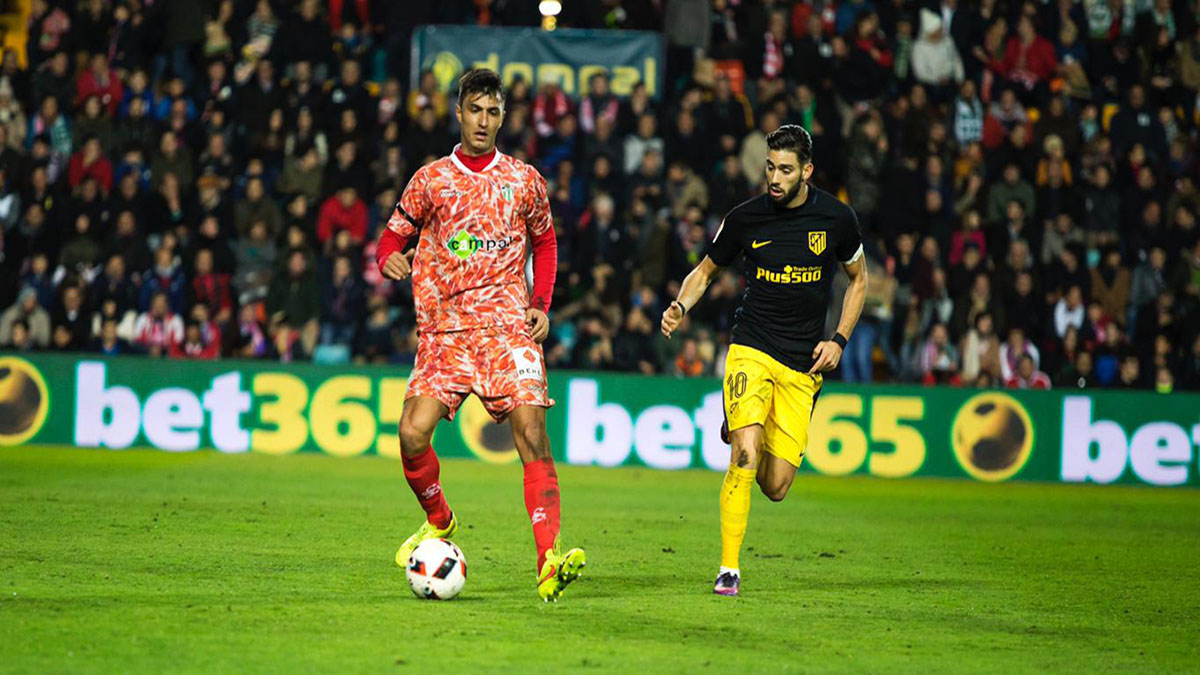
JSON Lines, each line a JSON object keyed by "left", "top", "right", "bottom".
{"left": 512, "top": 348, "right": 543, "bottom": 381}
{"left": 439, "top": 189, "right": 464, "bottom": 198}
{"left": 751, "top": 239, "right": 772, "bottom": 249}
{"left": 809, "top": 231, "right": 826, "bottom": 255}
{"left": 446, "top": 229, "right": 518, "bottom": 260}
{"left": 755, "top": 264, "right": 823, "bottom": 284}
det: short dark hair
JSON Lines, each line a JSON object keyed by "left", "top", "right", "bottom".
{"left": 765, "top": 124, "right": 813, "bottom": 165}
{"left": 458, "top": 68, "right": 505, "bottom": 108}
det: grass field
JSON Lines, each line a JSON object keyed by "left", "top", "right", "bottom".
{"left": 1, "top": 446, "right": 1198, "bottom": 673}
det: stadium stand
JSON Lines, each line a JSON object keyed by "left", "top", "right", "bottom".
{"left": 0, "top": 0, "right": 1197, "bottom": 392}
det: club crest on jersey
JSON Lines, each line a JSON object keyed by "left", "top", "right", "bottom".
{"left": 809, "top": 231, "right": 827, "bottom": 255}
{"left": 500, "top": 185, "right": 514, "bottom": 201}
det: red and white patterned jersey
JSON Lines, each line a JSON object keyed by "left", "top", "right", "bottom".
{"left": 385, "top": 146, "right": 554, "bottom": 333}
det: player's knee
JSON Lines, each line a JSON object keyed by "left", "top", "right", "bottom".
{"left": 763, "top": 482, "right": 790, "bottom": 502}
{"left": 398, "top": 420, "right": 433, "bottom": 455}
{"left": 514, "top": 423, "right": 551, "bottom": 459}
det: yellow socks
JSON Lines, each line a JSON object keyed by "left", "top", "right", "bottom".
{"left": 719, "top": 465, "right": 756, "bottom": 570}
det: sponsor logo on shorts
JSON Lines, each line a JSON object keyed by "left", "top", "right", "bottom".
{"left": 512, "top": 348, "right": 542, "bottom": 381}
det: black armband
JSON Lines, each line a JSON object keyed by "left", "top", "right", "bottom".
{"left": 831, "top": 333, "right": 849, "bottom": 349}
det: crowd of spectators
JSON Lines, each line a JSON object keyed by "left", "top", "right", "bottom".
{"left": 0, "top": 0, "right": 1198, "bottom": 392}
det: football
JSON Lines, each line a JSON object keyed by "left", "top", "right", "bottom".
{"left": 406, "top": 539, "right": 468, "bottom": 600}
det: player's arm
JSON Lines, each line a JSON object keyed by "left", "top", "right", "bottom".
{"left": 376, "top": 169, "right": 430, "bottom": 280}
{"left": 661, "top": 255, "right": 724, "bottom": 340}
{"left": 662, "top": 214, "right": 740, "bottom": 339}
{"left": 524, "top": 170, "right": 556, "bottom": 343}
{"left": 810, "top": 254, "right": 868, "bottom": 374}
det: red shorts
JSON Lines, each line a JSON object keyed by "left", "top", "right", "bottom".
{"left": 406, "top": 326, "right": 554, "bottom": 422}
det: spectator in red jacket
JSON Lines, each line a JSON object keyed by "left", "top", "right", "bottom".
{"left": 990, "top": 15, "right": 1057, "bottom": 105}
{"left": 579, "top": 72, "right": 619, "bottom": 136}
{"left": 75, "top": 52, "right": 123, "bottom": 117}
{"left": 854, "top": 12, "right": 894, "bottom": 72}
{"left": 169, "top": 320, "right": 219, "bottom": 359}
{"left": 67, "top": 135, "right": 113, "bottom": 193}
{"left": 533, "top": 76, "right": 573, "bottom": 138}
{"left": 1006, "top": 353, "right": 1052, "bottom": 389}
{"left": 189, "top": 248, "right": 234, "bottom": 323}
{"left": 133, "top": 291, "right": 184, "bottom": 356}
{"left": 316, "top": 185, "right": 368, "bottom": 244}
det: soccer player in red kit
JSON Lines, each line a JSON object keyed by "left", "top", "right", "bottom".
{"left": 375, "top": 69, "right": 585, "bottom": 601}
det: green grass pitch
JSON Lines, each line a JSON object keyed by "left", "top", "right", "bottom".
{"left": 1, "top": 445, "right": 1198, "bottom": 673}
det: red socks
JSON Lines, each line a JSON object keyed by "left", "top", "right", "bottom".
{"left": 523, "top": 458, "right": 561, "bottom": 571}
{"left": 402, "top": 445, "right": 453, "bottom": 529}
{"left": 405, "top": 447, "right": 560, "bottom": 571}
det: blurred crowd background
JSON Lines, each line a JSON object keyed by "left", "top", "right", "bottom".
{"left": 0, "top": 0, "right": 1198, "bottom": 391}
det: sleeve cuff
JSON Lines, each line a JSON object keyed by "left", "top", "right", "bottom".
{"left": 841, "top": 244, "right": 864, "bottom": 265}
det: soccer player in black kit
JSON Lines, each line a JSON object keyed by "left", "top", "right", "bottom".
{"left": 660, "top": 125, "right": 868, "bottom": 596}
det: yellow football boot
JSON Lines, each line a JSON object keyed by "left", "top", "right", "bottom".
{"left": 537, "top": 545, "right": 587, "bottom": 602}
{"left": 394, "top": 514, "right": 458, "bottom": 567}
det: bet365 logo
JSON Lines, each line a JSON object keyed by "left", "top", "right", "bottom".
{"left": 445, "top": 230, "right": 517, "bottom": 260}
{"left": 950, "top": 392, "right": 1034, "bottom": 482}
{"left": 0, "top": 356, "right": 51, "bottom": 445}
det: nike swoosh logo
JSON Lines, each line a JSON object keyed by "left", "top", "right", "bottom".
{"left": 751, "top": 240, "right": 772, "bottom": 249}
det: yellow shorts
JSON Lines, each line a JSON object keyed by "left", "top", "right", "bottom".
{"left": 723, "top": 344, "right": 823, "bottom": 467}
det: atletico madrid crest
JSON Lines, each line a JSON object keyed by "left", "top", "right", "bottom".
{"left": 809, "top": 231, "right": 826, "bottom": 255}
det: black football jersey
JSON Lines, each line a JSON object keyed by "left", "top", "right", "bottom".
{"left": 707, "top": 187, "right": 863, "bottom": 372}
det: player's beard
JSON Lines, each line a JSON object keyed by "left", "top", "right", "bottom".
{"left": 769, "top": 179, "right": 804, "bottom": 205}
{"left": 464, "top": 129, "right": 497, "bottom": 155}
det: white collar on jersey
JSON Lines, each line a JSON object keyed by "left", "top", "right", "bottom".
{"left": 449, "top": 143, "right": 503, "bottom": 175}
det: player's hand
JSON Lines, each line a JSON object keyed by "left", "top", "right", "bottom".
{"left": 809, "top": 340, "right": 843, "bottom": 374}
{"left": 382, "top": 250, "right": 416, "bottom": 281}
{"left": 660, "top": 303, "right": 683, "bottom": 340}
{"left": 525, "top": 308, "right": 550, "bottom": 343}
